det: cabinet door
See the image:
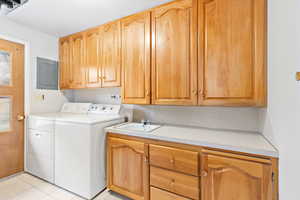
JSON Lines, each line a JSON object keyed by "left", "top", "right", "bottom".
{"left": 121, "top": 12, "right": 151, "bottom": 104}
{"left": 100, "top": 21, "right": 121, "bottom": 87}
{"left": 198, "top": 0, "right": 267, "bottom": 106}
{"left": 201, "top": 151, "right": 272, "bottom": 200}
{"left": 59, "top": 37, "right": 72, "bottom": 89}
{"left": 107, "top": 137, "right": 149, "bottom": 200}
{"left": 70, "top": 33, "right": 86, "bottom": 88}
{"left": 151, "top": 0, "right": 198, "bottom": 105}
{"left": 86, "top": 29, "right": 102, "bottom": 88}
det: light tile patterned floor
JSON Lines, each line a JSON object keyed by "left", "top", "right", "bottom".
{"left": 0, "top": 173, "right": 131, "bottom": 200}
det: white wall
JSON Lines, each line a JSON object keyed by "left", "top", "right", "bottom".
{"left": 0, "top": 17, "right": 72, "bottom": 114}
{"left": 259, "top": 0, "right": 300, "bottom": 199}
{"left": 72, "top": 88, "right": 121, "bottom": 105}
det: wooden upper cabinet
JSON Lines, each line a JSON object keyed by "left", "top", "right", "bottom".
{"left": 201, "top": 151, "right": 273, "bottom": 200}
{"left": 85, "top": 28, "right": 102, "bottom": 88}
{"left": 100, "top": 21, "right": 121, "bottom": 87}
{"left": 151, "top": 0, "right": 198, "bottom": 105}
{"left": 70, "top": 33, "right": 86, "bottom": 88}
{"left": 121, "top": 12, "right": 151, "bottom": 104}
{"left": 107, "top": 137, "right": 149, "bottom": 200}
{"left": 198, "top": 0, "right": 267, "bottom": 106}
{"left": 59, "top": 37, "right": 72, "bottom": 89}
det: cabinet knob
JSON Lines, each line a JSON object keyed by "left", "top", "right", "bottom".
{"left": 144, "top": 157, "right": 149, "bottom": 163}
{"left": 201, "top": 170, "right": 208, "bottom": 177}
{"left": 192, "top": 90, "right": 198, "bottom": 95}
{"left": 146, "top": 90, "right": 150, "bottom": 97}
{"left": 170, "top": 158, "right": 175, "bottom": 164}
{"left": 170, "top": 179, "right": 175, "bottom": 187}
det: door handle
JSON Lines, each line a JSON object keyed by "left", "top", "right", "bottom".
{"left": 17, "top": 115, "right": 25, "bottom": 121}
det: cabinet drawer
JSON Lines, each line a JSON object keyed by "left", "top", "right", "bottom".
{"left": 149, "top": 144, "right": 199, "bottom": 176}
{"left": 150, "top": 187, "right": 191, "bottom": 200}
{"left": 150, "top": 167, "right": 199, "bottom": 200}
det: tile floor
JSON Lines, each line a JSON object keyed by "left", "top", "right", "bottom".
{"left": 0, "top": 173, "right": 130, "bottom": 200}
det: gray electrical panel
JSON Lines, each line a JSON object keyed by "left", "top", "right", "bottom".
{"left": 36, "top": 57, "right": 58, "bottom": 90}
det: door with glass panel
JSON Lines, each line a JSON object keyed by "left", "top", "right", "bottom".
{"left": 0, "top": 39, "right": 24, "bottom": 178}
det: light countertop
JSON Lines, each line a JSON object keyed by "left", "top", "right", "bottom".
{"left": 105, "top": 124, "right": 278, "bottom": 158}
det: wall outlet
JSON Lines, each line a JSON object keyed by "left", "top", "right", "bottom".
{"left": 36, "top": 94, "right": 45, "bottom": 101}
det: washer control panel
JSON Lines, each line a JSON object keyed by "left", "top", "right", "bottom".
{"left": 88, "top": 104, "right": 121, "bottom": 115}
{"left": 61, "top": 103, "right": 92, "bottom": 114}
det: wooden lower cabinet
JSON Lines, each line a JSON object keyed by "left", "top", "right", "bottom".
{"left": 107, "top": 137, "right": 149, "bottom": 200}
{"left": 107, "top": 134, "right": 277, "bottom": 200}
{"left": 201, "top": 150, "right": 273, "bottom": 200}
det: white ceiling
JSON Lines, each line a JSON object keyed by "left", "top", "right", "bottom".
{"left": 6, "top": 0, "right": 172, "bottom": 37}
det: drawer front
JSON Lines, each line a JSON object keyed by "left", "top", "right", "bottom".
{"left": 28, "top": 118, "right": 54, "bottom": 132}
{"left": 150, "top": 167, "right": 199, "bottom": 200}
{"left": 27, "top": 129, "right": 53, "bottom": 158}
{"left": 149, "top": 144, "right": 199, "bottom": 176}
{"left": 151, "top": 187, "right": 191, "bottom": 200}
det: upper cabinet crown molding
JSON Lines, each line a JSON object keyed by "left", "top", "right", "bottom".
{"left": 59, "top": 0, "right": 267, "bottom": 107}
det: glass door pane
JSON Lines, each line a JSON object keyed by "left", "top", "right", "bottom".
{"left": 0, "top": 96, "right": 11, "bottom": 132}
{"left": 0, "top": 50, "right": 11, "bottom": 86}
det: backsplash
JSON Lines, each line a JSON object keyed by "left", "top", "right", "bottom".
{"left": 133, "top": 105, "right": 259, "bottom": 132}
{"left": 71, "top": 88, "right": 260, "bottom": 132}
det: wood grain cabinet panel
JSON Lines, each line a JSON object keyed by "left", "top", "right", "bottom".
{"left": 150, "top": 187, "right": 191, "bottom": 200}
{"left": 151, "top": 0, "right": 198, "bottom": 105}
{"left": 85, "top": 29, "right": 102, "bottom": 88}
{"left": 198, "top": 0, "right": 267, "bottom": 106}
{"left": 107, "top": 137, "right": 149, "bottom": 200}
{"left": 121, "top": 12, "right": 151, "bottom": 104}
{"left": 100, "top": 21, "right": 121, "bottom": 87}
{"left": 59, "top": 37, "right": 72, "bottom": 89}
{"left": 149, "top": 144, "right": 199, "bottom": 176}
{"left": 150, "top": 166, "right": 199, "bottom": 200}
{"left": 70, "top": 33, "right": 86, "bottom": 88}
{"left": 201, "top": 151, "right": 273, "bottom": 200}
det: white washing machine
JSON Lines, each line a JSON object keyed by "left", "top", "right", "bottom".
{"left": 54, "top": 103, "right": 124, "bottom": 199}
{"left": 27, "top": 103, "right": 124, "bottom": 199}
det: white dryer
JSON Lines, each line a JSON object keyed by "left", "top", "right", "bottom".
{"left": 27, "top": 103, "right": 124, "bottom": 199}
{"left": 26, "top": 103, "right": 92, "bottom": 183}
